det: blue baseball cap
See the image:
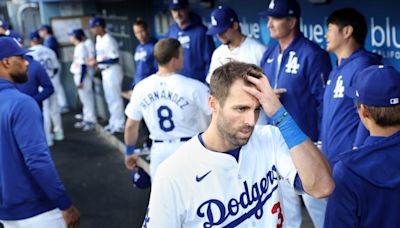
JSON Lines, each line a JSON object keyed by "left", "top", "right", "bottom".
{"left": 259, "top": 0, "right": 301, "bottom": 18}
{"left": 0, "top": 37, "right": 30, "bottom": 60}
{"left": 29, "top": 30, "right": 41, "bottom": 41}
{"left": 345, "top": 65, "right": 400, "bottom": 107}
{"left": 207, "top": 6, "right": 239, "bottom": 35}
{"left": 89, "top": 16, "right": 105, "bottom": 28}
{"left": 68, "top": 28, "right": 85, "bottom": 39}
{"left": 169, "top": 0, "right": 189, "bottom": 10}
{"left": 0, "top": 20, "right": 9, "bottom": 29}
{"left": 130, "top": 167, "right": 151, "bottom": 189}
{"left": 39, "top": 24, "right": 51, "bottom": 31}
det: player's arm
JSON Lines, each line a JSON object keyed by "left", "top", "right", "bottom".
{"left": 34, "top": 61, "right": 54, "bottom": 103}
{"left": 244, "top": 70, "right": 334, "bottom": 199}
{"left": 124, "top": 117, "right": 140, "bottom": 170}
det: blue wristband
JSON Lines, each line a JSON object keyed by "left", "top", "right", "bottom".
{"left": 272, "top": 107, "right": 308, "bottom": 149}
{"left": 125, "top": 144, "right": 136, "bottom": 155}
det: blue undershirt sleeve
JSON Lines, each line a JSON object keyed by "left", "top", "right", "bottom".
{"left": 97, "top": 58, "right": 119, "bottom": 65}
{"left": 34, "top": 63, "right": 54, "bottom": 103}
{"left": 80, "top": 64, "right": 87, "bottom": 83}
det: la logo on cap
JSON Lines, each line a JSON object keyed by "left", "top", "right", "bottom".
{"left": 390, "top": 98, "right": 399, "bottom": 105}
{"left": 211, "top": 16, "right": 218, "bottom": 26}
{"left": 173, "top": 0, "right": 178, "bottom": 3}
{"left": 13, "top": 38, "right": 22, "bottom": 47}
{"left": 269, "top": 0, "right": 275, "bottom": 9}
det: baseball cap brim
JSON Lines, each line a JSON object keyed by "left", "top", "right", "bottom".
{"left": 207, "top": 24, "right": 230, "bottom": 35}
{"left": 258, "top": 10, "right": 287, "bottom": 18}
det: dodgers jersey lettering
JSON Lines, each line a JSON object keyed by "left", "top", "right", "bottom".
{"left": 125, "top": 73, "right": 210, "bottom": 140}
{"left": 28, "top": 45, "right": 60, "bottom": 79}
{"left": 95, "top": 33, "right": 119, "bottom": 69}
{"left": 143, "top": 126, "right": 298, "bottom": 227}
{"left": 132, "top": 38, "right": 158, "bottom": 87}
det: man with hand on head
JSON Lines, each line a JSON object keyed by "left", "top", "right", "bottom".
{"left": 142, "top": 61, "right": 334, "bottom": 227}
{"left": 0, "top": 37, "right": 80, "bottom": 228}
{"left": 324, "top": 65, "right": 400, "bottom": 227}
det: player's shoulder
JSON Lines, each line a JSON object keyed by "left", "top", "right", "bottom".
{"left": 175, "top": 74, "right": 208, "bottom": 88}
{"left": 244, "top": 36, "right": 266, "bottom": 48}
{"left": 252, "top": 125, "right": 282, "bottom": 142}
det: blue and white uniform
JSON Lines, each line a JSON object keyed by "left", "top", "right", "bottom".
{"left": 167, "top": 13, "right": 215, "bottom": 83}
{"left": 261, "top": 32, "right": 331, "bottom": 228}
{"left": 43, "top": 34, "right": 60, "bottom": 59}
{"left": 28, "top": 44, "right": 64, "bottom": 143}
{"left": 84, "top": 38, "right": 96, "bottom": 80}
{"left": 143, "top": 126, "right": 298, "bottom": 227}
{"left": 324, "top": 132, "right": 400, "bottom": 227}
{"left": 95, "top": 32, "right": 126, "bottom": 131}
{"left": 70, "top": 41, "right": 96, "bottom": 124}
{"left": 16, "top": 56, "right": 54, "bottom": 108}
{"left": 131, "top": 38, "right": 158, "bottom": 88}
{"left": 0, "top": 78, "right": 70, "bottom": 223}
{"left": 125, "top": 73, "right": 210, "bottom": 178}
{"left": 321, "top": 48, "right": 381, "bottom": 167}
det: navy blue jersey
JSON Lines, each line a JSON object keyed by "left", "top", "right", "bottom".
{"left": 260, "top": 33, "right": 331, "bottom": 142}
{"left": 132, "top": 38, "right": 158, "bottom": 88}
{"left": 15, "top": 57, "right": 54, "bottom": 106}
{"left": 44, "top": 35, "right": 60, "bottom": 58}
{"left": 325, "top": 132, "right": 400, "bottom": 227}
{"left": 321, "top": 48, "right": 381, "bottom": 167}
{"left": 167, "top": 13, "right": 215, "bottom": 83}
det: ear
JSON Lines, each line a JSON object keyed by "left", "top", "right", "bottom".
{"left": 208, "top": 95, "right": 219, "bottom": 114}
{"left": 358, "top": 104, "right": 370, "bottom": 119}
{"left": 342, "top": 25, "right": 354, "bottom": 39}
{"left": 288, "top": 17, "right": 297, "bottom": 30}
{"left": 232, "top": 21, "right": 239, "bottom": 30}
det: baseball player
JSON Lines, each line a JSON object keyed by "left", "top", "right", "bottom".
{"left": 167, "top": 0, "right": 215, "bottom": 83}
{"left": 259, "top": 1, "right": 332, "bottom": 227}
{"left": 0, "top": 19, "right": 23, "bottom": 44}
{"left": 142, "top": 61, "right": 334, "bottom": 227}
{"left": 131, "top": 17, "right": 158, "bottom": 89}
{"left": 0, "top": 36, "right": 80, "bottom": 228}
{"left": 124, "top": 38, "right": 211, "bottom": 179}
{"left": 205, "top": 6, "right": 266, "bottom": 84}
{"left": 69, "top": 28, "right": 97, "bottom": 131}
{"left": 325, "top": 65, "right": 400, "bottom": 227}
{"left": 38, "top": 24, "right": 68, "bottom": 113}
{"left": 28, "top": 30, "right": 64, "bottom": 146}
{"left": 321, "top": 8, "right": 382, "bottom": 168}
{"left": 88, "top": 16, "right": 126, "bottom": 134}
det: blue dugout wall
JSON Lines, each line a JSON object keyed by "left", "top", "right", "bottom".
{"left": 152, "top": 0, "right": 400, "bottom": 70}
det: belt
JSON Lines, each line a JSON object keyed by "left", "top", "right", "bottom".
{"left": 99, "top": 64, "right": 117, "bottom": 71}
{"left": 153, "top": 137, "right": 191, "bottom": 143}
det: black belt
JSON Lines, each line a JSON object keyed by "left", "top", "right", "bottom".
{"left": 154, "top": 137, "right": 191, "bottom": 143}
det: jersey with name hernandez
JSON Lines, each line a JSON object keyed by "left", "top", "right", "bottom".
{"left": 143, "top": 125, "right": 298, "bottom": 228}
{"left": 125, "top": 73, "right": 211, "bottom": 140}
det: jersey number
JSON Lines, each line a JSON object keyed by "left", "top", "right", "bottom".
{"left": 271, "top": 202, "right": 284, "bottom": 228}
{"left": 157, "top": 106, "right": 175, "bottom": 132}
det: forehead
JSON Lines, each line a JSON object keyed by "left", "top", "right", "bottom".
{"left": 223, "top": 79, "right": 259, "bottom": 107}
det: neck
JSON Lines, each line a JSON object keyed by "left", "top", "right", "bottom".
{"left": 157, "top": 66, "right": 175, "bottom": 76}
{"left": 278, "top": 31, "right": 297, "bottom": 53}
{"left": 369, "top": 125, "right": 400, "bottom": 137}
{"left": 201, "top": 121, "right": 237, "bottom": 152}
{"left": 335, "top": 42, "right": 361, "bottom": 65}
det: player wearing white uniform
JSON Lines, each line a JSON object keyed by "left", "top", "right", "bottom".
{"left": 69, "top": 29, "right": 96, "bottom": 131}
{"left": 88, "top": 16, "right": 125, "bottom": 134}
{"left": 28, "top": 31, "right": 64, "bottom": 146}
{"left": 206, "top": 6, "right": 267, "bottom": 125}
{"left": 83, "top": 35, "right": 96, "bottom": 80}
{"left": 142, "top": 62, "right": 334, "bottom": 227}
{"left": 124, "top": 38, "right": 211, "bottom": 178}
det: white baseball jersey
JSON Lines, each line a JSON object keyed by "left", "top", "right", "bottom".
{"left": 95, "top": 33, "right": 119, "bottom": 69}
{"left": 84, "top": 38, "right": 96, "bottom": 59}
{"left": 28, "top": 45, "right": 60, "bottom": 79}
{"left": 143, "top": 125, "right": 298, "bottom": 228}
{"left": 206, "top": 36, "right": 266, "bottom": 84}
{"left": 70, "top": 42, "right": 88, "bottom": 75}
{"left": 125, "top": 73, "right": 211, "bottom": 140}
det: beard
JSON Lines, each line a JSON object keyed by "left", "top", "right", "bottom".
{"left": 11, "top": 72, "right": 28, "bottom": 83}
{"left": 216, "top": 113, "right": 255, "bottom": 148}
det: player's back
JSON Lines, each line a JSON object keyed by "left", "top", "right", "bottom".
{"left": 28, "top": 45, "right": 60, "bottom": 78}
{"left": 127, "top": 73, "right": 210, "bottom": 141}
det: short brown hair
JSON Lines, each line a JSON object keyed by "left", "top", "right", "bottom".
{"left": 210, "top": 61, "right": 262, "bottom": 106}
{"left": 153, "top": 38, "right": 181, "bottom": 66}
{"left": 358, "top": 102, "right": 400, "bottom": 127}
{"left": 133, "top": 17, "right": 148, "bottom": 30}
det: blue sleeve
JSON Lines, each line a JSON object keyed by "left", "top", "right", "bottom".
{"left": 354, "top": 122, "right": 369, "bottom": 148}
{"left": 12, "top": 98, "right": 71, "bottom": 210}
{"left": 324, "top": 163, "right": 360, "bottom": 228}
{"left": 80, "top": 64, "right": 87, "bottom": 83}
{"left": 306, "top": 50, "right": 331, "bottom": 141}
{"left": 97, "top": 58, "right": 119, "bottom": 65}
{"left": 294, "top": 174, "right": 304, "bottom": 192}
{"left": 33, "top": 63, "right": 54, "bottom": 103}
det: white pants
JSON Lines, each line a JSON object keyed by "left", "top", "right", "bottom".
{"left": 43, "top": 93, "right": 63, "bottom": 141}
{"left": 73, "top": 74, "right": 96, "bottom": 123}
{"left": 150, "top": 140, "right": 185, "bottom": 179}
{"left": 280, "top": 180, "right": 327, "bottom": 228}
{"left": 52, "top": 72, "right": 67, "bottom": 108}
{"left": 101, "top": 65, "right": 125, "bottom": 129}
{"left": 0, "top": 209, "right": 66, "bottom": 228}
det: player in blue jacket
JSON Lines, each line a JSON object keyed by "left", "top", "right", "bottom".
{"left": 167, "top": 0, "right": 215, "bottom": 83}
{"left": 39, "top": 24, "right": 61, "bottom": 59}
{"left": 322, "top": 8, "right": 382, "bottom": 168}
{"left": 131, "top": 18, "right": 158, "bottom": 89}
{"left": 259, "top": 1, "right": 331, "bottom": 227}
{"left": 324, "top": 65, "right": 400, "bottom": 227}
{"left": 0, "top": 20, "right": 23, "bottom": 44}
{"left": 0, "top": 37, "right": 80, "bottom": 227}
{"left": 15, "top": 55, "right": 54, "bottom": 108}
